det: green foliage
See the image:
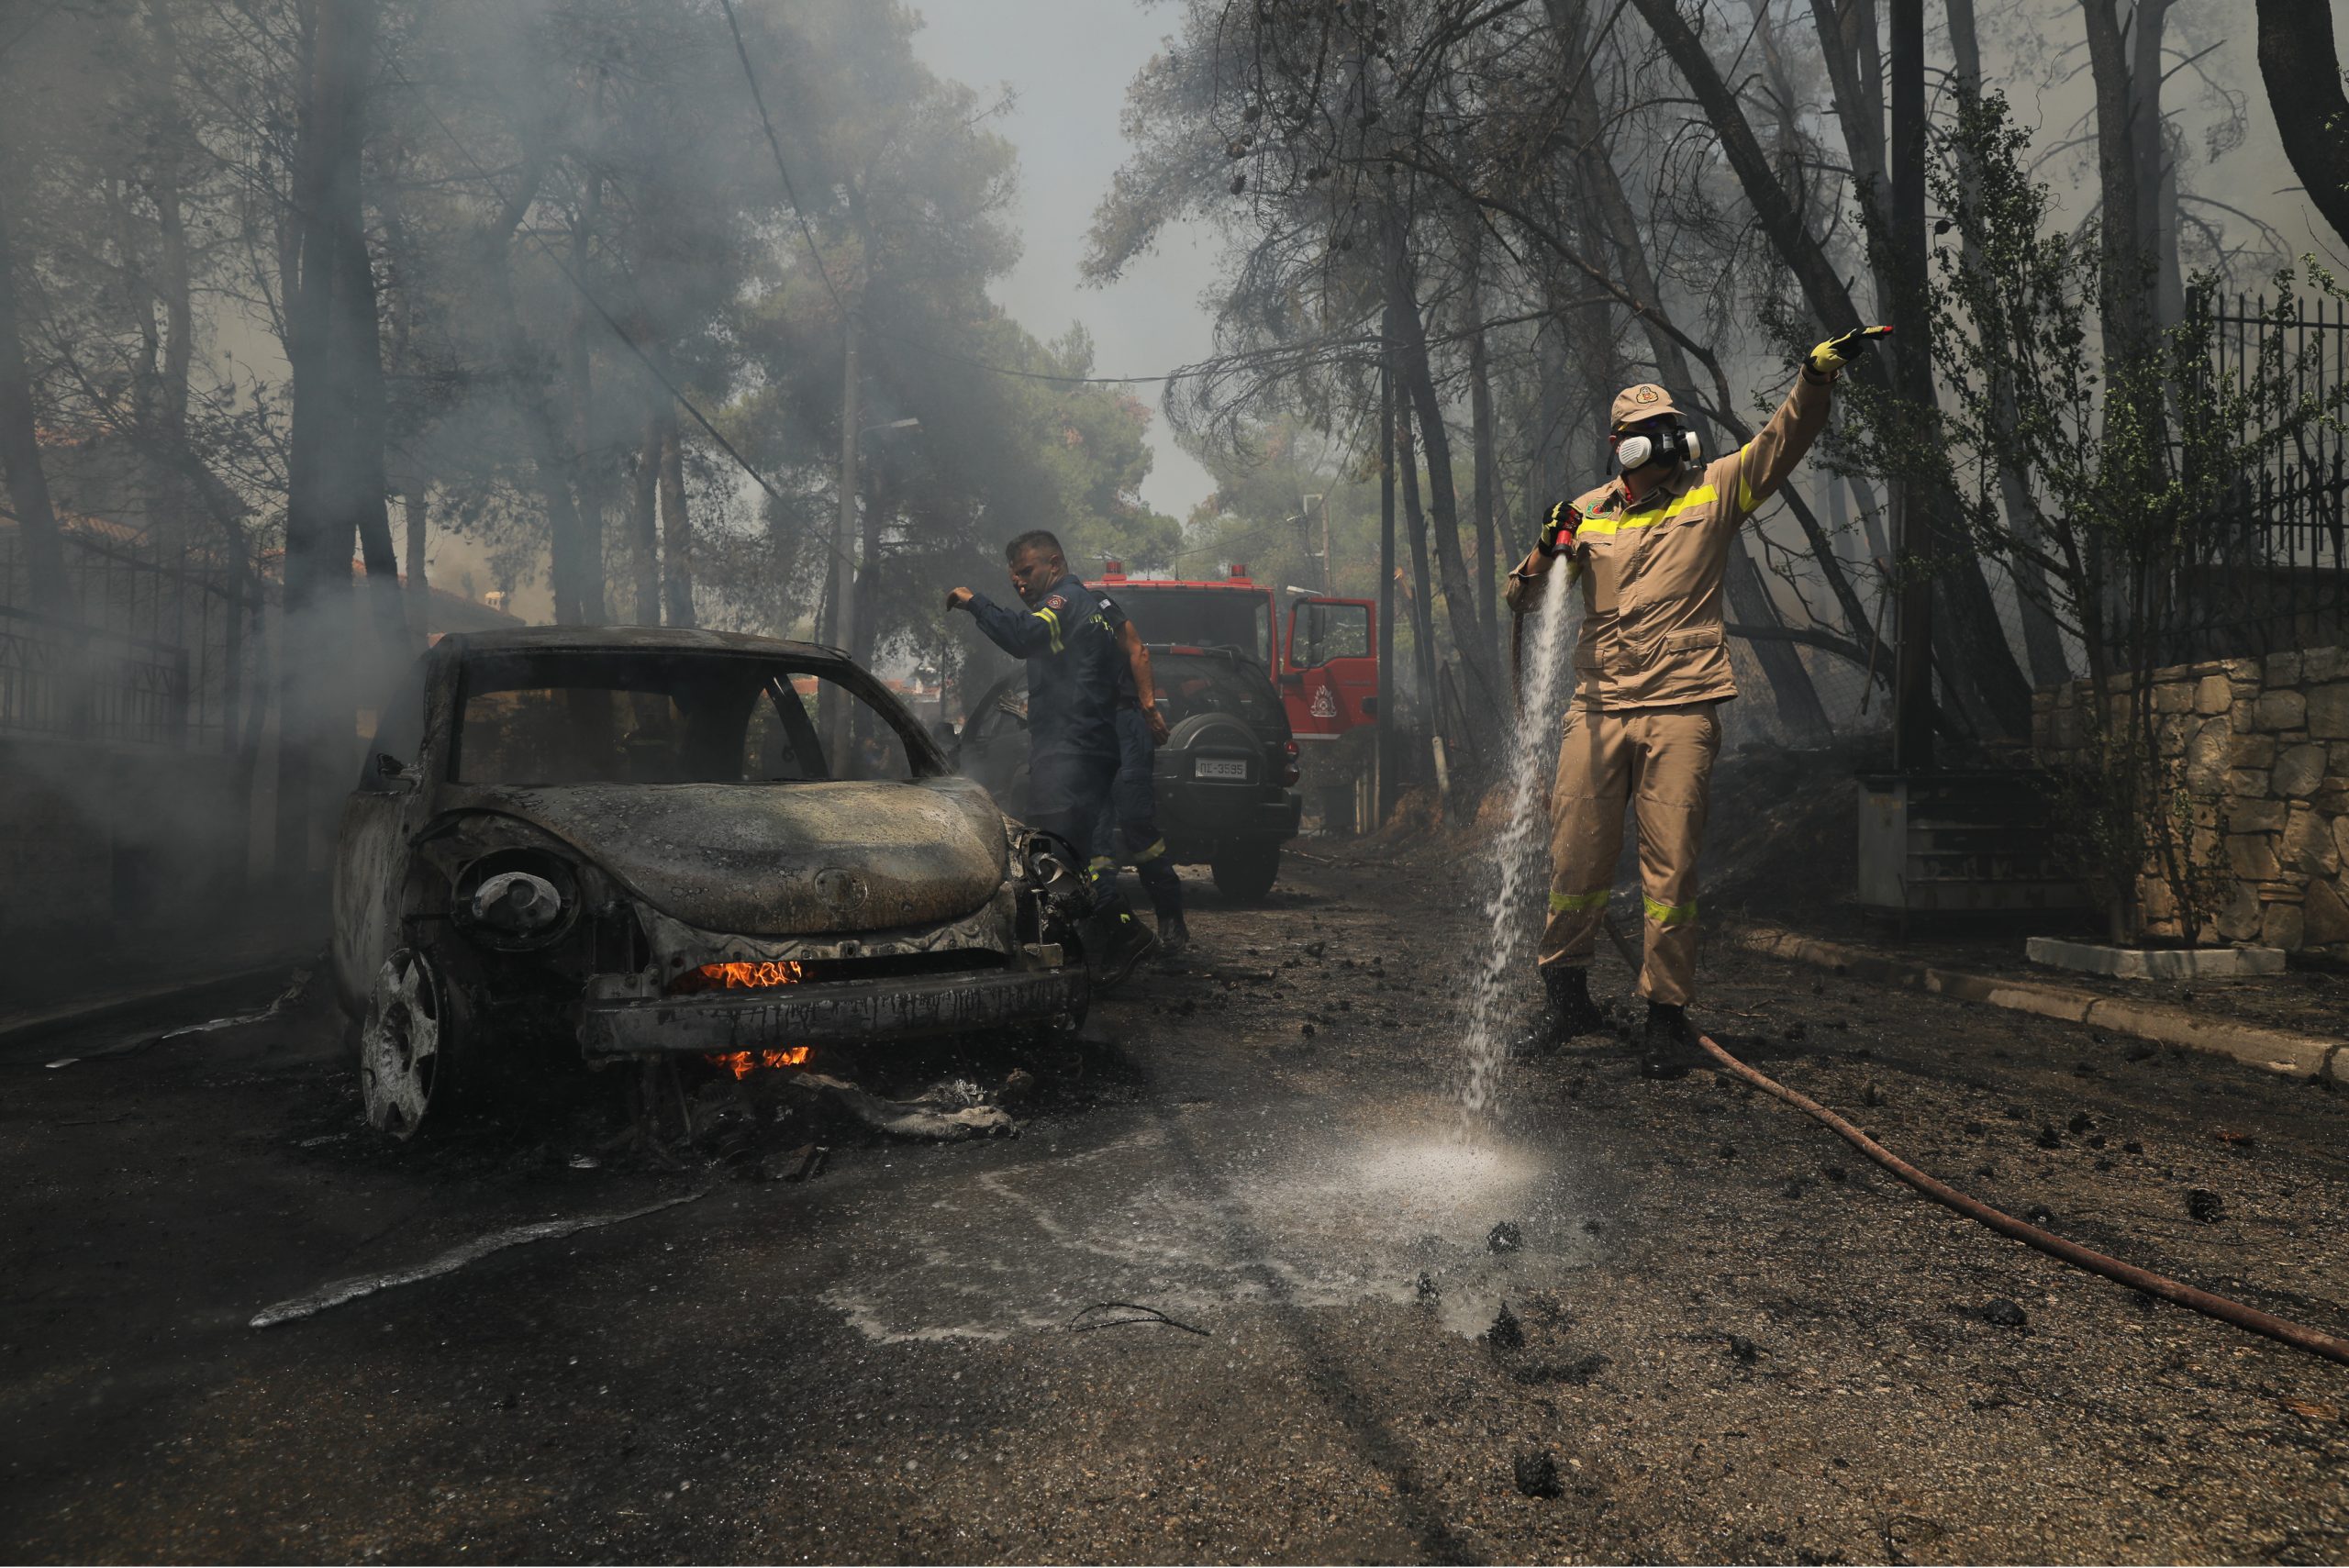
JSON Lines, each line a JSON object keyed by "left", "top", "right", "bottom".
{"left": 1830, "top": 91, "right": 2349, "bottom": 940}
{"left": 1181, "top": 417, "right": 1384, "bottom": 599}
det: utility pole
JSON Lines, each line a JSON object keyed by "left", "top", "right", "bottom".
{"left": 1366, "top": 2, "right": 1396, "bottom": 828}
{"left": 828, "top": 314, "right": 860, "bottom": 757}
{"left": 1888, "top": 0, "right": 1935, "bottom": 771}
{"left": 1376, "top": 364, "right": 1397, "bottom": 826}
{"left": 1309, "top": 492, "right": 1332, "bottom": 595}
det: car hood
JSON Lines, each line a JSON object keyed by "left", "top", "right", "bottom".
{"left": 456, "top": 776, "right": 1008, "bottom": 936}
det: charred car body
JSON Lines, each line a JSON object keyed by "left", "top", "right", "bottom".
{"left": 955, "top": 641, "right": 1303, "bottom": 902}
{"left": 331, "top": 628, "right": 1093, "bottom": 1137}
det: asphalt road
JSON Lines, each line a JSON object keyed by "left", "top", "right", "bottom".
{"left": 5, "top": 854, "right": 2347, "bottom": 1564}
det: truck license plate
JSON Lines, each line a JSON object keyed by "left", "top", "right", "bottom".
{"left": 1195, "top": 757, "right": 1248, "bottom": 781}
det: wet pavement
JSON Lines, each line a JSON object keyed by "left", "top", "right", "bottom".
{"left": 4, "top": 854, "right": 2347, "bottom": 1563}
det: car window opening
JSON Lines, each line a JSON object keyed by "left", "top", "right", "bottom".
{"left": 452, "top": 652, "right": 920, "bottom": 787}
{"left": 1110, "top": 586, "right": 1273, "bottom": 668}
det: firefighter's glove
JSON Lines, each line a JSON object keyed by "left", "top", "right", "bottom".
{"left": 1808, "top": 325, "right": 1892, "bottom": 376}
{"left": 1537, "top": 501, "right": 1582, "bottom": 558}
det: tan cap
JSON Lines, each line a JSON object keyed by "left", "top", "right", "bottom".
{"left": 1609, "top": 383, "right": 1684, "bottom": 430}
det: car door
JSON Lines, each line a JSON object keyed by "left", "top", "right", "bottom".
{"left": 330, "top": 653, "right": 436, "bottom": 1015}
{"left": 1280, "top": 597, "right": 1380, "bottom": 740}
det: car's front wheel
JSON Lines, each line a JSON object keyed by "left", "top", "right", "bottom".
{"left": 1210, "top": 846, "right": 1281, "bottom": 904}
{"left": 359, "top": 946, "right": 459, "bottom": 1140}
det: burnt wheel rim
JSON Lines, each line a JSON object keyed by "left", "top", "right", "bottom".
{"left": 360, "top": 949, "right": 441, "bottom": 1140}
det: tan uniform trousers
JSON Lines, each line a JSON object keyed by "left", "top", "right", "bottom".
{"left": 1540, "top": 701, "right": 1722, "bottom": 1007}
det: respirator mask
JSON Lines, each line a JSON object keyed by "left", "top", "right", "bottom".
{"left": 1615, "top": 418, "right": 1700, "bottom": 474}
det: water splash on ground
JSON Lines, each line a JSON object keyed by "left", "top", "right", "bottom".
{"left": 1454, "top": 562, "right": 1578, "bottom": 1128}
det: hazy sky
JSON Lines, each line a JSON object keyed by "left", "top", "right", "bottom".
{"left": 908, "top": 0, "right": 1222, "bottom": 522}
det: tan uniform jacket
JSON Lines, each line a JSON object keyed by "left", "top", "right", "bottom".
{"left": 1506, "top": 369, "right": 1832, "bottom": 710}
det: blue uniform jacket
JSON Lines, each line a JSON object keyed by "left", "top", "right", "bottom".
{"left": 968, "top": 572, "right": 1128, "bottom": 760}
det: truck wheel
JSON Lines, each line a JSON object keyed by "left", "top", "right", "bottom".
{"left": 1210, "top": 847, "right": 1281, "bottom": 904}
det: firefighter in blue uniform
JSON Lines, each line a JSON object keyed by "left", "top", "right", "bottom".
{"left": 1091, "top": 596, "right": 1190, "bottom": 957}
{"left": 948, "top": 529, "right": 1157, "bottom": 984}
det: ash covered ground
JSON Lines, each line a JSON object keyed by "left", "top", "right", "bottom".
{"left": 5, "top": 826, "right": 2348, "bottom": 1564}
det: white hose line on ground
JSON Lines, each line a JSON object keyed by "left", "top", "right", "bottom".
{"left": 250, "top": 1192, "right": 703, "bottom": 1329}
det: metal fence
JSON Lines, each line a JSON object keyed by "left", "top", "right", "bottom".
{"left": 0, "top": 519, "right": 253, "bottom": 752}
{"left": 2169, "top": 289, "right": 2349, "bottom": 661}
{"left": 0, "top": 604, "right": 191, "bottom": 746}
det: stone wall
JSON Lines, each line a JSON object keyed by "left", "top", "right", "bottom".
{"left": 2032, "top": 648, "right": 2349, "bottom": 956}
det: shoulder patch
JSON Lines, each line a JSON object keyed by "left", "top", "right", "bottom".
{"left": 1043, "top": 593, "right": 1068, "bottom": 611}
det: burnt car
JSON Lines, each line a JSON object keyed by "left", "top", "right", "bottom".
{"left": 953, "top": 643, "right": 1302, "bottom": 902}
{"left": 331, "top": 627, "right": 1093, "bottom": 1138}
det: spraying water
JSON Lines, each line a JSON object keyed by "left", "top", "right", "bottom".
{"left": 1454, "top": 559, "right": 1580, "bottom": 1127}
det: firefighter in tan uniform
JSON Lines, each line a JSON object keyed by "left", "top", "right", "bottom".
{"left": 1507, "top": 328, "right": 1885, "bottom": 1064}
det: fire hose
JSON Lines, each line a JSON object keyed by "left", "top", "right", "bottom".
{"left": 1593, "top": 912, "right": 2349, "bottom": 1367}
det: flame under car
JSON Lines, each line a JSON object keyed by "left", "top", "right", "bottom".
{"left": 330, "top": 627, "right": 1093, "bottom": 1139}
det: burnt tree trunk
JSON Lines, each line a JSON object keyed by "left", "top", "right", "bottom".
{"left": 1948, "top": 0, "right": 2070, "bottom": 687}
{"left": 473, "top": 142, "right": 595, "bottom": 638}
{"left": 850, "top": 472, "right": 888, "bottom": 679}
{"left": 1394, "top": 398, "right": 1441, "bottom": 724}
{"left": 658, "top": 414, "right": 694, "bottom": 627}
{"left": 629, "top": 418, "right": 662, "bottom": 627}
{"left": 0, "top": 178, "right": 70, "bottom": 613}
{"left": 402, "top": 489, "right": 429, "bottom": 636}
{"left": 2255, "top": 0, "right": 2349, "bottom": 245}
{"left": 281, "top": 0, "right": 403, "bottom": 877}
{"left": 1461, "top": 219, "right": 1499, "bottom": 661}
{"left": 1384, "top": 217, "right": 1503, "bottom": 740}
{"left": 342, "top": 189, "right": 407, "bottom": 682}
{"left": 554, "top": 167, "right": 607, "bottom": 625}
{"left": 2081, "top": 0, "right": 2150, "bottom": 362}
{"left": 143, "top": 0, "right": 196, "bottom": 568}
{"left": 2128, "top": 0, "right": 2179, "bottom": 327}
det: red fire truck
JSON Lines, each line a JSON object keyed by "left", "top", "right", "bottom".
{"left": 1097, "top": 561, "right": 1382, "bottom": 744}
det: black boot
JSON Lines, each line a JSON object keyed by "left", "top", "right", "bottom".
{"left": 1521, "top": 966, "right": 1608, "bottom": 1054}
{"left": 1154, "top": 908, "right": 1191, "bottom": 958}
{"left": 1087, "top": 902, "right": 1158, "bottom": 990}
{"left": 1640, "top": 1002, "right": 1698, "bottom": 1078}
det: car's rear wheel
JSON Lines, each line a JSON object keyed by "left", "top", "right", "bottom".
{"left": 360, "top": 946, "right": 458, "bottom": 1140}
{"left": 1210, "top": 846, "right": 1281, "bottom": 904}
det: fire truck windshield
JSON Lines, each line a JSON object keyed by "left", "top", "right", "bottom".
{"left": 1108, "top": 585, "right": 1273, "bottom": 667}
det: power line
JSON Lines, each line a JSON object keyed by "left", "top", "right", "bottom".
{"left": 713, "top": 0, "right": 1207, "bottom": 391}
{"left": 716, "top": 0, "right": 848, "bottom": 321}
{"left": 866, "top": 326, "right": 1197, "bottom": 386}
{"left": 391, "top": 66, "right": 850, "bottom": 570}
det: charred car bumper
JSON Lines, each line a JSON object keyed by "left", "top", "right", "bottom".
{"left": 577, "top": 964, "right": 1089, "bottom": 1059}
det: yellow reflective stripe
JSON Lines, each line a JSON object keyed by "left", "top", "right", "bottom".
{"left": 1030, "top": 606, "right": 1064, "bottom": 653}
{"left": 1735, "top": 448, "right": 1758, "bottom": 513}
{"left": 1131, "top": 838, "right": 1168, "bottom": 864}
{"left": 1088, "top": 855, "right": 1115, "bottom": 872}
{"left": 1549, "top": 888, "right": 1610, "bottom": 914}
{"left": 1643, "top": 895, "right": 1699, "bottom": 928}
{"left": 1577, "top": 485, "right": 1719, "bottom": 537}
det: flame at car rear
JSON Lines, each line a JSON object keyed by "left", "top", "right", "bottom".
{"left": 671, "top": 960, "right": 804, "bottom": 994}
